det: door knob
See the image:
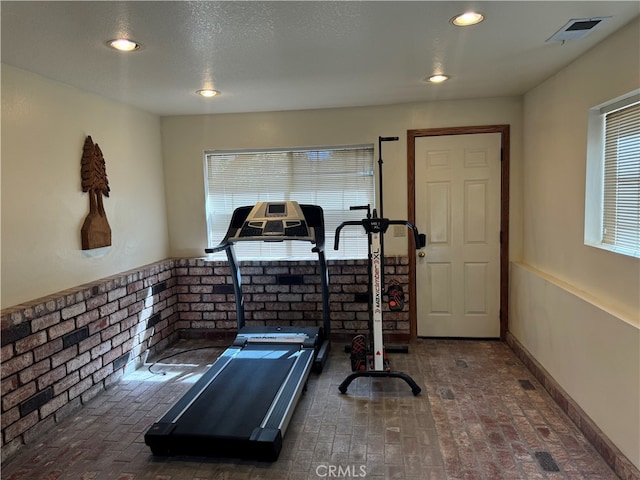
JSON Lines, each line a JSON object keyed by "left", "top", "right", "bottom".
{"left": 418, "top": 250, "right": 426, "bottom": 258}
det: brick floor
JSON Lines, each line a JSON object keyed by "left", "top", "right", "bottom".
{"left": 2, "top": 339, "right": 620, "bottom": 479}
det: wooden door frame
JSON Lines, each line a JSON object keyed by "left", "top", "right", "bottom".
{"left": 407, "top": 125, "right": 510, "bottom": 340}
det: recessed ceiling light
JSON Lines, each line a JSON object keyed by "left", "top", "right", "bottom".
{"left": 426, "top": 74, "right": 450, "bottom": 84}
{"left": 107, "top": 38, "right": 141, "bottom": 52}
{"left": 196, "top": 89, "right": 220, "bottom": 98}
{"left": 451, "top": 12, "right": 484, "bottom": 27}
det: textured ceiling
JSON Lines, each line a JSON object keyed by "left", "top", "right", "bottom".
{"left": 2, "top": 1, "right": 638, "bottom": 116}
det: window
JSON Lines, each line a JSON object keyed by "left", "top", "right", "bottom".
{"left": 204, "top": 145, "right": 375, "bottom": 260}
{"left": 585, "top": 91, "right": 640, "bottom": 258}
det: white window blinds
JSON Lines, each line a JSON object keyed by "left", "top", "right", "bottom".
{"left": 204, "top": 145, "right": 375, "bottom": 260}
{"left": 602, "top": 101, "right": 640, "bottom": 256}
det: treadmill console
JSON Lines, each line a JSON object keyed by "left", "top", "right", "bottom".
{"left": 232, "top": 201, "right": 314, "bottom": 242}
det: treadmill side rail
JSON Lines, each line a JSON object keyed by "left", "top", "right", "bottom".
{"left": 261, "top": 348, "right": 314, "bottom": 435}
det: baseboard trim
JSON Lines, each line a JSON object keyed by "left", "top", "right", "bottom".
{"left": 506, "top": 332, "right": 639, "bottom": 480}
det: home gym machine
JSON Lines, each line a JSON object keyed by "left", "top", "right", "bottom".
{"left": 145, "top": 201, "right": 331, "bottom": 461}
{"left": 334, "top": 136, "right": 425, "bottom": 396}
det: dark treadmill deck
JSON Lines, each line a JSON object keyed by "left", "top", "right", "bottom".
{"left": 145, "top": 342, "right": 315, "bottom": 460}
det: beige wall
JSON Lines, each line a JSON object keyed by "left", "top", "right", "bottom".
{"left": 1, "top": 65, "right": 170, "bottom": 308}
{"left": 512, "top": 18, "right": 640, "bottom": 468}
{"left": 521, "top": 18, "right": 639, "bottom": 323}
{"left": 161, "top": 97, "right": 523, "bottom": 259}
{"left": 511, "top": 262, "right": 639, "bottom": 467}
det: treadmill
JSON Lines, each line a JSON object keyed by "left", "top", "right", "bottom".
{"left": 144, "top": 201, "right": 331, "bottom": 461}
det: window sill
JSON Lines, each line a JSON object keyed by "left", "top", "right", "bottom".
{"left": 585, "top": 241, "right": 640, "bottom": 259}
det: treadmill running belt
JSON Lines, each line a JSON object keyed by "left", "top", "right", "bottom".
{"left": 172, "top": 346, "right": 298, "bottom": 439}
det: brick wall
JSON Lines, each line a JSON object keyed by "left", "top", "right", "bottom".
{"left": 1, "top": 255, "right": 411, "bottom": 462}
{"left": 1, "top": 260, "right": 178, "bottom": 461}
{"left": 175, "top": 256, "right": 411, "bottom": 337}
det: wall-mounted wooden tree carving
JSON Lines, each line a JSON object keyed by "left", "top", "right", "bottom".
{"left": 80, "top": 135, "right": 111, "bottom": 250}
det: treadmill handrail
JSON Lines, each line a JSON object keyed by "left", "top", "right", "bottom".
{"left": 205, "top": 242, "right": 230, "bottom": 254}
{"left": 205, "top": 241, "right": 245, "bottom": 330}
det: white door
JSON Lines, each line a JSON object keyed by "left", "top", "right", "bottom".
{"left": 415, "top": 133, "right": 501, "bottom": 337}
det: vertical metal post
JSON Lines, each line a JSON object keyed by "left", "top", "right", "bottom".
{"left": 225, "top": 245, "right": 245, "bottom": 330}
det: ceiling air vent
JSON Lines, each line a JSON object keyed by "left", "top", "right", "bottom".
{"left": 546, "top": 17, "right": 611, "bottom": 43}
